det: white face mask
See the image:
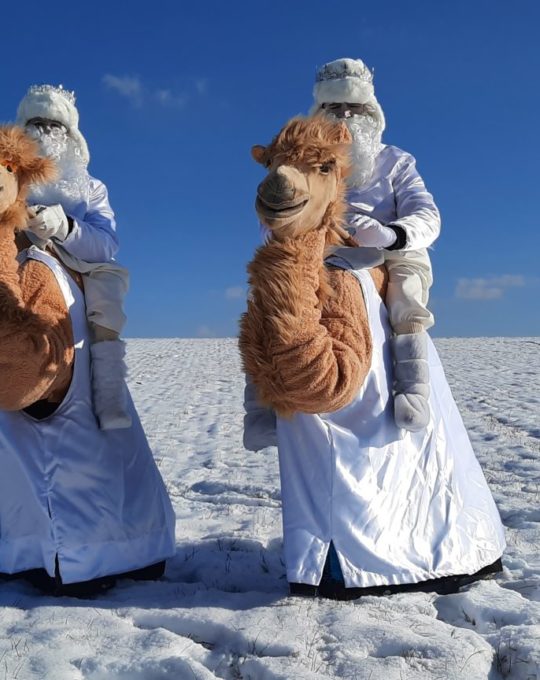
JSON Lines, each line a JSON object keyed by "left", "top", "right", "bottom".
{"left": 26, "top": 122, "right": 90, "bottom": 213}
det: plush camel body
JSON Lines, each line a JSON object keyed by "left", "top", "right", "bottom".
{"left": 239, "top": 116, "right": 387, "bottom": 417}
{"left": 0, "top": 126, "right": 74, "bottom": 410}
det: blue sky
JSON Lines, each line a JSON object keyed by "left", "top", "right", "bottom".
{"left": 2, "top": 0, "right": 539, "bottom": 337}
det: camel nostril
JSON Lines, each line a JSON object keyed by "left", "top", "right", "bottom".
{"left": 259, "top": 174, "right": 295, "bottom": 205}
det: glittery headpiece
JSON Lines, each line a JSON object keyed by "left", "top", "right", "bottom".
{"left": 26, "top": 84, "right": 77, "bottom": 107}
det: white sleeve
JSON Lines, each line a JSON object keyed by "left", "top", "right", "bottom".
{"left": 61, "top": 178, "right": 119, "bottom": 262}
{"left": 390, "top": 153, "right": 441, "bottom": 251}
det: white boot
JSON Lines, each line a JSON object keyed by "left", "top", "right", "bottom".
{"left": 90, "top": 340, "right": 132, "bottom": 430}
{"left": 243, "top": 377, "right": 277, "bottom": 451}
{"left": 391, "top": 332, "right": 430, "bottom": 432}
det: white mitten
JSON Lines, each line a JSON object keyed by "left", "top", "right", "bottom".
{"left": 27, "top": 204, "right": 70, "bottom": 242}
{"left": 347, "top": 213, "right": 397, "bottom": 249}
{"left": 90, "top": 340, "right": 132, "bottom": 430}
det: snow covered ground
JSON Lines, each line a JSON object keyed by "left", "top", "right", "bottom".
{"left": 0, "top": 337, "right": 539, "bottom": 680}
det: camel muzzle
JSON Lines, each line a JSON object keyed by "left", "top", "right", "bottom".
{"left": 256, "top": 166, "right": 309, "bottom": 220}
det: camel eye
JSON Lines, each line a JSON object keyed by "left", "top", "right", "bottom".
{"left": 319, "top": 161, "right": 334, "bottom": 175}
{"left": 1, "top": 160, "right": 16, "bottom": 173}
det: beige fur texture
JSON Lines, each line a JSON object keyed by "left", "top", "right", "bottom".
{"left": 239, "top": 116, "right": 387, "bottom": 418}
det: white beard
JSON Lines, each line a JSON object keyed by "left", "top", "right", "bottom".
{"left": 329, "top": 113, "right": 382, "bottom": 189}
{"left": 26, "top": 126, "right": 91, "bottom": 214}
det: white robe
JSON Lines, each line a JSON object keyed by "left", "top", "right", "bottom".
{"left": 0, "top": 248, "right": 175, "bottom": 584}
{"left": 276, "top": 267, "right": 505, "bottom": 588}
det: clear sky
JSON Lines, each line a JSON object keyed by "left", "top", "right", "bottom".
{"left": 2, "top": 0, "right": 539, "bottom": 337}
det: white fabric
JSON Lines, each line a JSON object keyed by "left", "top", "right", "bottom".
{"left": 27, "top": 176, "right": 118, "bottom": 263}
{"left": 27, "top": 204, "right": 70, "bottom": 242}
{"left": 0, "top": 248, "right": 175, "bottom": 583}
{"left": 385, "top": 248, "right": 434, "bottom": 332}
{"left": 54, "top": 244, "right": 129, "bottom": 334}
{"left": 25, "top": 171, "right": 125, "bottom": 333}
{"left": 276, "top": 267, "right": 505, "bottom": 588}
{"left": 347, "top": 145, "right": 441, "bottom": 251}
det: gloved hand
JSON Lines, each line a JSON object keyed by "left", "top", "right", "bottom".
{"left": 27, "top": 204, "right": 70, "bottom": 242}
{"left": 346, "top": 213, "right": 397, "bottom": 249}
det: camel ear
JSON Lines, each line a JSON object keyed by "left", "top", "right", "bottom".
{"left": 251, "top": 145, "right": 267, "bottom": 164}
{"left": 20, "top": 156, "right": 56, "bottom": 187}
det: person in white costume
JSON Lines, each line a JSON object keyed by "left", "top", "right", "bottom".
{"left": 280, "top": 263, "right": 505, "bottom": 599}
{"left": 0, "top": 122, "right": 175, "bottom": 597}
{"left": 0, "top": 249, "right": 176, "bottom": 597}
{"left": 16, "top": 84, "right": 131, "bottom": 430}
{"left": 312, "top": 58, "right": 439, "bottom": 432}
{"left": 241, "top": 115, "right": 505, "bottom": 599}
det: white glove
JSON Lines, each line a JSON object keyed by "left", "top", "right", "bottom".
{"left": 346, "top": 213, "right": 397, "bottom": 249}
{"left": 27, "top": 204, "right": 70, "bottom": 242}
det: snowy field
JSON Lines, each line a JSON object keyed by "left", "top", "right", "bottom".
{"left": 0, "top": 337, "right": 539, "bottom": 680}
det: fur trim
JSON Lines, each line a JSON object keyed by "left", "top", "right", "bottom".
{"left": 16, "top": 86, "right": 90, "bottom": 165}
{"left": 260, "top": 116, "right": 352, "bottom": 168}
{"left": 313, "top": 77, "right": 375, "bottom": 106}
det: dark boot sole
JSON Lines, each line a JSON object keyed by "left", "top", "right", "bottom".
{"left": 290, "top": 557, "right": 503, "bottom": 600}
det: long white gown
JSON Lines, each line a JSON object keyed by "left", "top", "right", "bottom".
{"left": 276, "top": 265, "right": 505, "bottom": 588}
{"left": 0, "top": 248, "right": 175, "bottom": 584}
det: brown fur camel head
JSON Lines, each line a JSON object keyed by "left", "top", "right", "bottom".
{"left": 252, "top": 116, "right": 355, "bottom": 246}
{"left": 0, "top": 126, "right": 55, "bottom": 227}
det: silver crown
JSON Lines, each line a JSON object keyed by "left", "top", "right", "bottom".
{"left": 27, "top": 84, "right": 76, "bottom": 105}
{"left": 316, "top": 60, "right": 373, "bottom": 84}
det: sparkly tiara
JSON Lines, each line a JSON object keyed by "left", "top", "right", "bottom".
{"left": 27, "top": 84, "right": 76, "bottom": 105}
{"left": 316, "top": 61, "right": 373, "bottom": 84}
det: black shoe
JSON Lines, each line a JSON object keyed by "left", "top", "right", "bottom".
{"left": 289, "top": 582, "right": 318, "bottom": 597}
{"left": 23, "top": 569, "right": 117, "bottom": 598}
{"left": 290, "top": 558, "right": 503, "bottom": 601}
{"left": 118, "top": 560, "right": 166, "bottom": 581}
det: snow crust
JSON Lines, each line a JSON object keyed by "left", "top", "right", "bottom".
{"left": 0, "top": 337, "right": 538, "bottom": 679}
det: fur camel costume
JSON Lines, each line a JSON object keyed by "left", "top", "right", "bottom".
{"left": 239, "top": 116, "right": 386, "bottom": 417}
{"left": 239, "top": 116, "right": 505, "bottom": 599}
{"left": 0, "top": 125, "right": 175, "bottom": 595}
{"left": 0, "top": 126, "right": 74, "bottom": 410}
